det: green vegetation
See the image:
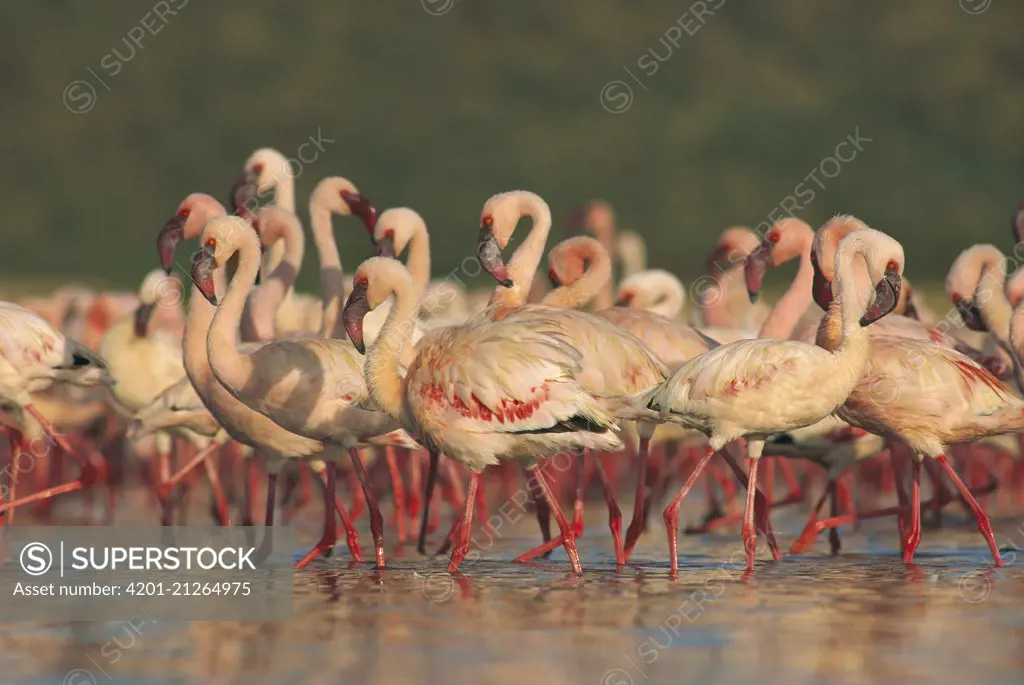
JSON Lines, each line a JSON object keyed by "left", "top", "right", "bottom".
{"left": 2, "top": 1, "right": 1023, "bottom": 294}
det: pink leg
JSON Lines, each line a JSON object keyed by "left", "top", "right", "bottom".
{"left": 417, "top": 451, "right": 440, "bottom": 554}
{"left": 934, "top": 454, "right": 1003, "bottom": 566}
{"left": 408, "top": 451, "right": 423, "bottom": 537}
{"left": 295, "top": 461, "right": 339, "bottom": 569}
{"left": 349, "top": 448, "right": 385, "bottom": 568}
{"left": 529, "top": 464, "right": 583, "bottom": 574}
{"left": 383, "top": 446, "right": 408, "bottom": 543}
{"left": 662, "top": 447, "right": 716, "bottom": 576}
{"left": 202, "top": 446, "right": 230, "bottom": 526}
{"left": 902, "top": 458, "right": 922, "bottom": 563}
{"left": 623, "top": 437, "right": 651, "bottom": 556}
{"left": 741, "top": 458, "right": 759, "bottom": 571}
{"left": 447, "top": 471, "right": 481, "bottom": 573}
{"left": 720, "top": 450, "right": 781, "bottom": 560}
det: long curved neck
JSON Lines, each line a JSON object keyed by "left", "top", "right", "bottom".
{"left": 244, "top": 213, "right": 304, "bottom": 341}
{"left": 406, "top": 228, "right": 431, "bottom": 299}
{"left": 759, "top": 245, "right": 815, "bottom": 340}
{"left": 702, "top": 266, "right": 741, "bottom": 327}
{"left": 488, "top": 198, "right": 552, "bottom": 313}
{"left": 832, "top": 241, "right": 871, "bottom": 356}
{"left": 309, "top": 197, "right": 346, "bottom": 339}
{"left": 978, "top": 262, "right": 1013, "bottom": 351}
{"left": 259, "top": 172, "right": 295, "bottom": 277}
{"left": 183, "top": 287, "right": 216, "bottom": 398}
{"left": 366, "top": 277, "right": 420, "bottom": 421}
{"left": 208, "top": 239, "right": 259, "bottom": 397}
{"left": 543, "top": 250, "right": 611, "bottom": 310}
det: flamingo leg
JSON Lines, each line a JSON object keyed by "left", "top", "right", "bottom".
{"left": 528, "top": 464, "right": 582, "bottom": 574}
{"left": 295, "top": 461, "right": 340, "bottom": 569}
{"left": 525, "top": 464, "right": 553, "bottom": 553}
{"left": 242, "top": 456, "right": 258, "bottom": 526}
{"left": 720, "top": 450, "right": 781, "bottom": 560}
{"left": 827, "top": 477, "right": 841, "bottom": 555}
{"left": 594, "top": 456, "right": 624, "bottom": 565}
{"left": 157, "top": 442, "right": 218, "bottom": 504}
{"left": 902, "top": 458, "right": 922, "bottom": 563}
{"left": 572, "top": 451, "right": 586, "bottom": 537}
{"left": 417, "top": 450, "right": 440, "bottom": 554}
{"left": 349, "top": 448, "right": 385, "bottom": 569}
{"left": 383, "top": 446, "right": 408, "bottom": 543}
{"left": 741, "top": 456, "right": 760, "bottom": 571}
{"left": 447, "top": 471, "right": 480, "bottom": 573}
{"left": 662, "top": 446, "right": 715, "bottom": 575}
{"left": 789, "top": 480, "right": 833, "bottom": 554}
{"left": 408, "top": 450, "right": 423, "bottom": 537}
{"left": 202, "top": 447, "right": 231, "bottom": 526}
{"left": 3, "top": 429, "right": 23, "bottom": 526}
{"left": 934, "top": 454, "right": 1002, "bottom": 566}
{"left": 622, "top": 437, "right": 651, "bottom": 557}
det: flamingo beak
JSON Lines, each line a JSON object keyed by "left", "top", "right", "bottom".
{"left": 954, "top": 296, "right": 987, "bottom": 332}
{"left": 132, "top": 303, "right": 155, "bottom": 338}
{"left": 744, "top": 242, "right": 772, "bottom": 303}
{"left": 375, "top": 233, "right": 396, "bottom": 258}
{"left": 230, "top": 168, "right": 262, "bottom": 218}
{"left": 341, "top": 191, "right": 379, "bottom": 235}
{"left": 811, "top": 252, "right": 834, "bottom": 310}
{"left": 342, "top": 282, "right": 370, "bottom": 355}
{"left": 860, "top": 266, "right": 901, "bottom": 326}
{"left": 478, "top": 226, "right": 512, "bottom": 288}
{"left": 157, "top": 214, "right": 186, "bottom": 274}
{"left": 190, "top": 246, "right": 218, "bottom": 306}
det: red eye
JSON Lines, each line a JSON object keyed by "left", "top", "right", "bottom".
{"left": 356, "top": 276, "right": 369, "bottom": 288}
{"left": 767, "top": 231, "right": 780, "bottom": 243}
{"left": 481, "top": 215, "right": 494, "bottom": 227}
{"left": 179, "top": 207, "right": 191, "bottom": 219}
{"left": 251, "top": 163, "right": 264, "bottom": 173}
{"left": 384, "top": 229, "right": 394, "bottom": 238}
{"left": 951, "top": 292, "right": 962, "bottom": 303}
{"left": 887, "top": 260, "right": 899, "bottom": 272}
{"left": 206, "top": 238, "right": 216, "bottom": 248}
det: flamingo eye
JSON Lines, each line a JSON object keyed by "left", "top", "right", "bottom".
{"left": 206, "top": 238, "right": 216, "bottom": 248}
{"left": 951, "top": 292, "right": 962, "bottom": 303}
{"left": 356, "top": 276, "right": 369, "bottom": 288}
{"left": 251, "top": 163, "right": 264, "bottom": 173}
{"left": 179, "top": 207, "right": 191, "bottom": 219}
{"left": 767, "top": 231, "right": 780, "bottom": 243}
{"left": 384, "top": 229, "right": 394, "bottom": 238}
{"left": 482, "top": 215, "right": 494, "bottom": 228}
{"left": 887, "top": 260, "right": 899, "bottom": 272}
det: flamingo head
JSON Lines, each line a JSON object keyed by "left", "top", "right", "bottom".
{"left": 951, "top": 292, "right": 987, "bottom": 332}
{"left": 374, "top": 208, "right": 426, "bottom": 259}
{"left": 341, "top": 190, "right": 378, "bottom": 236}
{"left": 230, "top": 166, "right": 263, "bottom": 219}
{"left": 859, "top": 259, "right": 903, "bottom": 327}
{"left": 342, "top": 257, "right": 410, "bottom": 355}
{"left": 190, "top": 246, "right": 218, "bottom": 306}
{"left": 477, "top": 215, "right": 512, "bottom": 288}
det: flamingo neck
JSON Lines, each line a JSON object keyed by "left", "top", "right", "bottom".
{"left": 259, "top": 172, "right": 295, "bottom": 277}
{"left": 366, "top": 276, "right": 420, "bottom": 421}
{"left": 702, "top": 266, "right": 741, "bottom": 327}
{"left": 244, "top": 213, "right": 304, "bottom": 341}
{"left": 1009, "top": 304, "right": 1024, "bottom": 392}
{"left": 488, "top": 196, "right": 552, "bottom": 313}
{"left": 183, "top": 286, "right": 216, "bottom": 399}
{"left": 978, "top": 260, "right": 1012, "bottom": 351}
{"left": 406, "top": 228, "right": 431, "bottom": 299}
{"left": 309, "top": 202, "right": 345, "bottom": 339}
{"left": 543, "top": 248, "right": 612, "bottom": 310}
{"left": 832, "top": 237, "right": 871, "bottom": 355}
{"left": 759, "top": 244, "right": 815, "bottom": 340}
{"left": 208, "top": 237, "right": 259, "bottom": 396}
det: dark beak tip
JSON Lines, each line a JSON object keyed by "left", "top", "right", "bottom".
{"left": 748, "top": 290, "right": 759, "bottom": 304}
{"left": 500, "top": 278, "right": 514, "bottom": 288}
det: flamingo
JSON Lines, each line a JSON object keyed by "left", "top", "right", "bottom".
{"left": 192, "top": 216, "right": 413, "bottom": 568}
{"left": 0, "top": 301, "right": 113, "bottom": 521}
{"left": 696, "top": 226, "right": 770, "bottom": 332}
{"left": 343, "top": 256, "right": 635, "bottom": 574}
{"left": 638, "top": 227, "right": 905, "bottom": 573}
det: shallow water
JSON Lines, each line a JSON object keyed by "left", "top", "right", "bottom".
{"left": 2, "top": 499, "right": 1023, "bottom": 685}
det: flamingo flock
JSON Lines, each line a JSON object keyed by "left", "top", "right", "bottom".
{"left": 5, "top": 147, "right": 1024, "bottom": 578}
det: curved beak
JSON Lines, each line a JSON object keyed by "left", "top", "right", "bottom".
{"left": 374, "top": 233, "right": 396, "bottom": 258}
{"left": 859, "top": 266, "right": 901, "bottom": 326}
{"left": 132, "top": 302, "right": 155, "bottom": 338}
{"left": 157, "top": 215, "right": 186, "bottom": 274}
{"left": 744, "top": 242, "right": 773, "bottom": 303}
{"left": 342, "top": 283, "right": 370, "bottom": 354}
{"left": 954, "top": 297, "right": 987, "bottom": 332}
{"left": 478, "top": 225, "right": 512, "bottom": 288}
{"left": 190, "top": 246, "right": 218, "bottom": 306}
{"left": 810, "top": 252, "right": 834, "bottom": 310}
{"left": 230, "top": 168, "right": 261, "bottom": 218}
{"left": 340, "top": 191, "right": 379, "bottom": 235}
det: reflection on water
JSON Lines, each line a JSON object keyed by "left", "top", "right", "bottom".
{"left": 2, "top": 504, "right": 1024, "bottom": 685}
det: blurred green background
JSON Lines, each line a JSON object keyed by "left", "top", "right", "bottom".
{"left": 2, "top": 1, "right": 1022, "bottom": 295}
